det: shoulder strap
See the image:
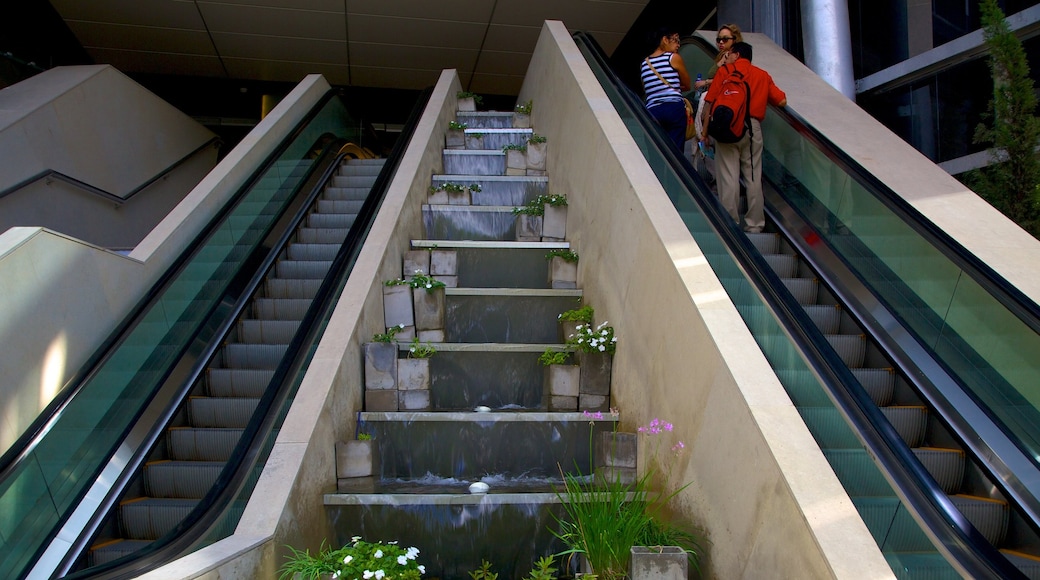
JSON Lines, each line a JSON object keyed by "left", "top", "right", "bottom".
{"left": 644, "top": 57, "right": 675, "bottom": 88}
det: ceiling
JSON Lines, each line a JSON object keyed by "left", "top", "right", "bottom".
{"left": 48, "top": 0, "right": 650, "bottom": 97}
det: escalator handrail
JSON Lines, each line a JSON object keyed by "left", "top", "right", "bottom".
{"left": 66, "top": 86, "right": 434, "bottom": 580}
{"left": 0, "top": 89, "right": 343, "bottom": 483}
{"left": 573, "top": 30, "right": 1025, "bottom": 579}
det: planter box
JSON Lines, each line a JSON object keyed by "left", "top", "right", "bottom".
{"left": 578, "top": 351, "right": 612, "bottom": 396}
{"left": 580, "top": 393, "right": 610, "bottom": 412}
{"left": 430, "top": 250, "right": 457, "bottom": 276}
{"left": 516, "top": 214, "right": 542, "bottom": 242}
{"left": 542, "top": 205, "right": 567, "bottom": 240}
{"left": 465, "top": 134, "right": 485, "bottom": 150}
{"left": 548, "top": 256, "right": 577, "bottom": 289}
{"left": 458, "top": 97, "right": 477, "bottom": 112}
{"left": 513, "top": 112, "right": 531, "bottom": 128}
{"left": 336, "top": 439, "right": 380, "bottom": 479}
{"left": 398, "top": 358, "right": 431, "bottom": 391}
{"left": 545, "top": 364, "right": 579, "bottom": 397}
{"left": 363, "top": 342, "right": 398, "bottom": 390}
{"left": 383, "top": 284, "right": 414, "bottom": 329}
{"left": 527, "top": 141, "right": 547, "bottom": 172}
{"left": 629, "top": 546, "right": 688, "bottom": 580}
{"left": 596, "top": 431, "right": 637, "bottom": 468}
{"left": 404, "top": 250, "right": 430, "bottom": 278}
{"left": 418, "top": 328, "right": 445, "bottom": 342}
{"left": 412, "top": 286, "right": 445, "bottom": 331}
{"left": 428, "top": 189, "right": 449, "bottom": 204}
{"left": 447, "top": 189, "right": 471, "bottom": 205}
{"left": 446, "top": 129, "right": 465, "bottom": 149}
{"left": 559, "top": 319, "right": 582, "bottom": 343}
{"left": 399, "top": 389, "right": 432, "bottom": 411}
{"left": 365, "top": 388, "right": 398, "bottom": 412}
{"left": 505, "top": 149, "right": 527, "bottom": 176}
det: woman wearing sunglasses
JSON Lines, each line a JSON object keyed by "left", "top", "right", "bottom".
{"left": 694, "top": 24, "right": 743, "bottom": 91}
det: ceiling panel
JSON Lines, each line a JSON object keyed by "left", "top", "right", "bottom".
{"left": 197, "top": 3, "right": 346, "bottom": 39}
{"left": 85, "top": 48, "right": 227, "bottom": 77}
{"left": 200, "top": 0, "right": 345, "bottom": 10}
{"left": 50, "top": 0, "right": 206, "bottom": 29}
{"left": 346, "top": 15, "right": 488, "bottom": 50}
{"left": 349, "top": 66, "right": 450, "bottom": 90}
{"left": 346, "top": 0, "right": 495, "bottom": 23}
{"left": 474, "top": 51, "right": 533, "bottom": 76}
{"left": 491, "top": 0, "right": 645, "bottom": 31}
{"left": 348, "top": 43, "right": 479, "bottom": 71}
{"left": 223, "top": 57, "right": 350, "bottom": 84}
{"left": 213, "top": 33, "right": 347, "bottom": 63}
{"left": 469, "top": 73, "right": 524, "bottom": 95}
{"left": 481, "top": 24, "right": 543, "bottom": 53}
{"left": 65, "top": 22, "right": 217, "bottom": 56}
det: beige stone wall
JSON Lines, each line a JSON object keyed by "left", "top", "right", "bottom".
{"left": 0, "top": 74, "right": 331, "bottom": 457}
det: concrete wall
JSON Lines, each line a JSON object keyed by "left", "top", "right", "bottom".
{"left": 0, "top": 65, "right": 218, "bottom": 249}
{"left": 514, "top": 21, "right": 893, "bottom": 579}
{"left": 136, "top": 70, "right": 464, "bottom": 580}
{"left": 0, "top": 75, "right": 331, "bottom": 457}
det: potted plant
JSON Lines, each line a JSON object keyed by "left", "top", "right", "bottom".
{"left": 407, "top": 270, "right": 447, "bottom": 335}
{"left": 502, "top": 142, "right": 527, "bottom": 175}
{"left": 539, "top": 193, "right": 568, "bottom": 241}
{"left": 336, "top": 432, "right": 380, "bottom": 492}
{"left": 465, "top": 131, "right": 486, "bottom": 150}
{"left": 429, "top": 182, "right": 471, "bottom": 205}
{"left": 365, "top": 324, "right": 405, "bottom": 411}
{"left": 511, "top": 197, "right": 543, "bottom": 242}
{"left": 557, "top": 304, "right": 593, "bottom": 343}
{"left": 457, "top": 91, "right": 482, "bottom": 112}
{"left": 568, "top": 321, "right": 617, "bottom": 410}
{"left": 526, "top": 133, "right": 548, "bottom": 173}
{"left": 382, "top": 278, "right": 415, "bottom": 337}
{"left": 513, "top": 99, "right": 533, "bottom": 128}
{"left": 447, "top": 120, "right": 467, "bottom": 149}
{"left": 399, "top": 337, "right": 436, "bottom": 410}
{"left": 546, "top": 248, "right": 578, "bottom": 289}
{"left": 279, "top": 537, "right": 426, "bottom": 580}
{"left": 540, "top": 348, "right": 578, "bottom": 411}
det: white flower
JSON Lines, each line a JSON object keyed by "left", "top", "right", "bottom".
{"left": 374, "top": 549, "right": 383, "bottom": 559}
{"left": 415, "top": 269, "right": 423, "bottom": 274}
{"left": 397, "top": 324, "right": 404, "bottom": 329}
{"left": 590, "top": 338, "right": 599, "bottom": 347}
{"left": 418, "top": 565, "right": 426, "bottom": 574}
{"left": 600, "top": 330, "right": 608, "bottom": 337}
{"left": 425, "top": 283, "right": 432, "bottom": 289}
{"left": 611, "top": 337, "right": 617, "bottom": 342}
{"left": 333, "top": 573, "right": 340, "bottom": 579}
{"left": 344, "top": 555, "right": 353, "bottom": 564}
{"left": 598, "top": 345, "right": 606, "bottom": 352}
{"left": 406, "top": 547, "right": 420, "bottom": 559}
{"left": 363, "top": 571, "right": 374, "bottom": 579}
{"left": 398, "top": 555, "right": 408, "bottom": 565}
{"left": 375, "top": 571, "right": 385, "bottom": 580}
{"left": 351, "top": 536, "right": 362, "bottom": 543}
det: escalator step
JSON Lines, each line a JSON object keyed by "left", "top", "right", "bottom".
{"left": 824, "top": 449, "right": 893, "bottom": 496}
{"left": 144, "top": 460, "right": 224, "bottom": 498}
{"left": 1001, "top": 550, "right": 1040, "bottom": 580}
{"left": 287, "top": 243, "right": 341, "bottom": 261}
{"left": 275, "top": 259, "right": 334, "bottom": 280}
{"left": 220, "top": 343, "right": 289, "bottom": 369}
{"left": 325, "top": 186, "right": 372, "bottom": 201}
{"left": 825, "top": 333, "right": 866, "bottom": 367}
{"left": 88, "top": 539, "right": 153, "bottom": 567}
{"left": 188, "top": 396, "right": 260, "bottom": 428}
{"left": 119, "top": 497, "right": 198, "bottom": 540}
{"left": 763, "top": 253, "right": 798, "bottom": 278}
{"left": 307, "top": 213, "right": 356, "bottom": 229}
{"left": 239, "top": 319, "right": 300, "bottom": 344}
{"left": 332, "top": 175, "right": 380, "bottom": 188}
{"left": 782, "top": 277, "right": 818, "bottom": 304}
{"left": 879, "top": 406, "right": 927, "bottom": 447}
{"left": 317, "top": 199, "right": 365, "bottom": 214}
{"left": 799, "top": 407, "right": 862, "bottom": 448}
{"left": 854, "top": 496, "right": 936, "bottom": 552}
{"left": 207, "top": 369, "right": 274, "bottom": 397}
{"left": 804, "top": 304, "right": 841, "bottom": 334}
{"left": 338, "top": 164, "right": 383, "bottom": 177}
{"left": 951, "top": 494, "right": 1009, "bottom": 547}
{"left": 851, "top": 367, "right": 895, "bottom": 406}
{"left": 297, "top": 227, "right": 350, "bottom": 244}
{"left": 745, "top": 231, "right": 780, "bottom": 254}
{"left": 265, "top": 278, "right": 322, "bottom": 299}
{"left": 912, "top": 447, "right": 965, "bottom": 494}
{"left": 253, "top": 298, "right": 311, "bottom": 320}
{"left": 167, "top": 427, "right": 243, "bottom": 461}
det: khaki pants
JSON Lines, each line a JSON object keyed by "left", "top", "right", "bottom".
{"left": 714, "top": 118, "right": 764, "bottom": 232}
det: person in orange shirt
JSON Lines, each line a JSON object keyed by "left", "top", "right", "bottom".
{"left": 701, "top": 41, "right": 787, "bottom": 233}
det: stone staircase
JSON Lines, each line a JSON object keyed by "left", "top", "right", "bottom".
{"left": 326, "top": 108, "right": 615, "bottom": 578}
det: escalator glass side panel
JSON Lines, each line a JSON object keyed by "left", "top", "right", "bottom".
{"left": 0, "top": 95, "right": 360, "bottom": 580}
{"left": 576, "top": 36, "right": 957, "bottom": 577}
{"left": 759, "top": 109, "right": 1040, "bottom": 465}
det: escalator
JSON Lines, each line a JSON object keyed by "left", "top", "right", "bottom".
{"left": 574, "top": 31, "right": 1040, "bottom": 579}
{"left": 0, "top": 87, "right": 430, "bottom": 579}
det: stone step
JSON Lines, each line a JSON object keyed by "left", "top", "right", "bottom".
{"left": 411, "top": 240, "right": 570, "bottom": 288}
{"left": 431, "top": 175, "right": 547, "bottom": 206}
{"left": 456, "top": 111, "right": 515, "bottom": 129}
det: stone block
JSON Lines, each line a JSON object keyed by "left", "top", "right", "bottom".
{"left": 505, "top": 167, "right": 527, "bottom": 176}
{"left": 363, "top": 342, "right": 397, "bottom": 390}
{"left": 596, "top": 431, "right": 637, "bottom": 469}
{"left": 549, "top": 395, "right": 578, "bottom": 412}
{"left": 396, "top": 326, "right": 415, "bottom": 341}
{"left": 526, "top": 169, "right": 546, "bottom": 177}
{"left": 506, "top": 149, "right": 526, "bottom": 172}
{"left": 412, "top": 287, "right": 445, "bottom": 331}
{"left": 399, "top": 389, "right": 431, "bottom": 411}
{"left": 559, "top": 320, "right": 581, "bottom": 343}
{"left": 418, "top": 329, "right": 445, "bottom": 342}
{"left": 445, "top": 130, "right": 465, "bottom": 149}
{"left": 447, "top": 189, "right": 471, "bottom": 205}
{"left": 578, "top": 351, "right": 612, "bottom": 395}
{"left": 430, "top": 250, "right": 457, "bottom": 276}
{"left": 365, "top": 389, "right": 398, "bottom": 412}
{"left": 403, "top": 250, "right": 430, "bottom": 278}
{"left": 549, "top": 256, "right": 577, "bottom": 289}
{"left": 336, "top": 440, "right": 379, "bottom": 478}
{"left": 398, "top": 358, "right": 430, "bottom": 391}
{"left": 629, "top": 546, "right": 688, "bottom": 580}
{"left": 465, "top": 135, "right": 485, "bottom": 150}
{"left": 545, "top": 364, "right": 579, "bottom": 397}
{"left": 457, "top": 98, "right": 476, "bottom": 112}
{"left": 383, "top": 284, "right": 414, "bottom": 329}
{"left": 527, "top": 142, "right": 547, "bottom": 171}
{"left": 436, "top": 275, "right": 458, "bottom": 288}
{"left": 516, "top": 215, "right": 542, "bottom": 242}
{"left": 337, "top": 476, "right": 377, "bottom": 493}
{"left": 428, "top": 189, "right": 449, "bottom": 204}
{"left": 542, "top": 205, "right": 567, "bottom": 240}
{"left": 579, "top": 393, "right": 610, "bottom": 412}
{"left": 513, "top": 113, "right": 531, "bottom": 128}
{"left": 595, "top": 466, "right": 638, "bottom": 487}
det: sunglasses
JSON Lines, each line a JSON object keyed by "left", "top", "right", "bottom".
{"left": 716, "top": 36, "right": 735, "bottom": 43}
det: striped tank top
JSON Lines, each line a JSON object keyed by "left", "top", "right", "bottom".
{"left": 641, "top": 53, "right": 682, "bottom": 108}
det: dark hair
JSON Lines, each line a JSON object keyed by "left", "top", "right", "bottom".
{"left": 649, "top": 26, "right": 679, "bottom": 47}
{"left": 731, "top": 41, "right": 753, "bottom": 62}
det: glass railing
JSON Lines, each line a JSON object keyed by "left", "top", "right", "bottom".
{"left": 0, "top": 93, "right": 365, "bottom": 579}
{"left": 581, "top": 32, "right": 1025, "bottom": 578}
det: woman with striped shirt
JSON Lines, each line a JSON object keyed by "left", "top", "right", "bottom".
{"left": 641, "top": 27, "right": 692, "bottom": 153}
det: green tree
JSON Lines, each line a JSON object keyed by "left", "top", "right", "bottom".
{"left": 968, "top": 0, "right": 1040, "bottom": 237}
